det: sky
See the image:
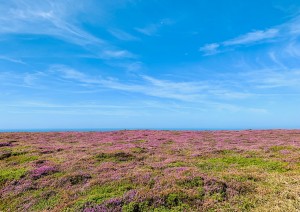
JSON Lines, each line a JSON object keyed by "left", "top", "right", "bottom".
{"left": 1, "top": 0, "right": 300, "bottom": 130}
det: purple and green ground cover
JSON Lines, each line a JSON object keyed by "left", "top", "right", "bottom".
{"left": 1, "top": 130, "right": 300, "bottom": 211}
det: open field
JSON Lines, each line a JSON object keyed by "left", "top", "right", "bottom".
{"left": 1, "top": 130, "right": 300, "bottom": 211}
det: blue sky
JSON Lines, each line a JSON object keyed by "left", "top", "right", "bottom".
{"left": 1, "top": 0, "right": 300, "bottom": 130}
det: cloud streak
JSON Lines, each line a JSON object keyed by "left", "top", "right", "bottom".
{"left": 199, "top": 13, "right": 300, "bottom": 55}
{"left": 108, "top": 28, "right": 139, "bottom": 41}
{"left": 135, "top": 19, "right": 173, "bottom": 36}
{"left": 0, "top": 55, "right": 26, "bottom": 64}
{"left": 223, "top": 29, "right": 279, "bottom": 46}
{"left": 0, "top": 0, "right": 138, "bottom": 63}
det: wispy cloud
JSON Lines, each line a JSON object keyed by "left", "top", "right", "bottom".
{"left": 106, "top": 61, "right": 143, "bottom": 72}
{"left": 199, "top": 13, "right": 300, "bottom": 55}
{"left": 4, "top": 64, "right": 292, "bottom": 115}
{"left": 243, "top": 69, "right": 300, "bottom": 89}
{"left": 108, "top": 28, "right": 139, "bottom": 41}
{"left": 41, "top": 65, "right": 271, "bottom": 102}
{"left": 200, "top": 28, "right": 279, "bottom": 55}
{"left": 268, "top": 51, "right": 287, "bottom": 70}
{"left": 0, "top": 1, "right": 102, "bottom": 46}
{"left": 135, "top": 24, "right": 159, "bottom": 36}
{"left": 285, "top": 41, "right": 300, "bottom": 57}
{"left": 135, "top": 19, "right": 173, "bottom": 36}
{"left": 0, "top": 55, "right": 26, "bottom": 64}
{"left": 223, "top": 29, "right": 279, "bottom": 46}
{"left": 0, "top": 0, "right": 138, "bottom": 62}
{"left": 3, "top": 62, "right": 300, "bottom": 104}
{"left": 199, "top": 43, "right": 220, "bottom": 56}
{"left": 102, "top": 50, "right": 137, "bottom": 59}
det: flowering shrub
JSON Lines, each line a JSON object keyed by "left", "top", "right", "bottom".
{"left": 31, "top": 165, "right": 57, "bottom": 179}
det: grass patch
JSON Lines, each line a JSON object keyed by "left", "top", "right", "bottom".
{"left": 177, "top": 176, "right": 204, "bottom": 189}
{"left": 198, "top": 155, "right": 288, "bottom": 172}
{"left": 269, "top": 145, "right": 295, "bottom": 152}
{"left": 6, "top": 154, "right": 38, "bottom": 164}
{"left": 32, "top": 191, "right": 61, "bottom": 211}
{"left": 70, "top": 181, "right": 134, "bottom": 210}
{"left": 122, "top": 201, "right": 150, "bottom": 212}
{"left": 122, "top": 195, "right": 191, "bottom": 212}
{"left": 131, "top": 147, "right": 147, "bottom": 154}
{"left": 164, "top": 140, "right": 174, "bottom": 145}
{"left": 0, "top": 167, "right": 27, "bottom": 183}
{"left": 167, "top": 161, "right": 188, "bottom": 168}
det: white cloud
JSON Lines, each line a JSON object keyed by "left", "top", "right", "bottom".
{"left": 135, "top": 18, "right": 173, "bottom": 36}
{"left": 0, "top": 55, "right": 26, "bottom": 64}
{"left": 199, "top": 13, "right": 300, "bottom": 55}
{"left": 106, "top": 61, "right": 143, "bottom": 72}
{"left": 245, "top": 69, "right": 300, "bottom": 89}
{"left": 223, "top": 29, "right": 279, "bottom": 46}
{"left": 102, "top": 50, "right": 137, "bottom": 59}
{"left": 48, "top": 65, "right": 261, "bottom": 102}
{"left": 108, "top": 28, "right": 139, "bottom": 41}
{"left": 135, "top": 24, "right": 159, "bottom": 36}
{"left": 0, "top": 0, "right": 137, "bottom": 62}
{"left": 285, "top": 41, "right": 300, "bottom": 57}
{"left": 199, "top": 43, "right": 220, "bottom": 55}
{"left": 200, "top": 28, "right": 279, "bottom": 55}
{"left": 0, "top": 1, "right": 101, "bottom": 45}
{"left": 268, "top": 51, "right": 287, "bottom": 70}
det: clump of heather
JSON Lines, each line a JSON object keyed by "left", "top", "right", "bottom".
{"left": 31, "top": 165, "right": 58, "bottom": 179}
{"left": 0, "top": 142, "right": 12, "bottom": 147}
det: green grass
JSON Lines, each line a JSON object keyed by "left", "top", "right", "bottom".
{"left": 269, "top": 145, "right": 296, "bottom": 152}
{"left": 167, "top": 161, "right": 188, "bottom": 168}
{"left": 69, "top": 181, "right": 134, "bottom": 210}
{"left": 176, "top": 176, "right": 204, "bottom": 189}
{"left": 131, "top": 147, "right": 147, "bottom": 153}
{"left": 198, "top": 154, "right": 288, "bottom": 172}
{"left": 0, "top": 167, "right": 28, "bottom": 183}
{"left": 134, "top": 139, "right": 148, "bottom": 143}
{"left": 5, "top": 154, "right": 38, "bottom": 164}
{"left": 32, "top": 191, "right": 61, "bottom": 211}
{"left": 122, "top": 197, "right": 191, "bottom": 212}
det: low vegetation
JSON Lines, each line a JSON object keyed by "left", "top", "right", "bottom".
{"left": 1, "top": 130, "right": 300, "bottom": 211}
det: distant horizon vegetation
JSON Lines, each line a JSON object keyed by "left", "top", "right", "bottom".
{"left": 1, "top": 127, "right": 299, "bottom": 133}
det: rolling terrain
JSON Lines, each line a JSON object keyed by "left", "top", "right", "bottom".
{"left": 1, "top": 130, "right": 300, "bottom": 211}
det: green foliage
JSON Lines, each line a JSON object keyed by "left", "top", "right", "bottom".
{"left": 163, "top": 140, "right": 174, "bottom": 145}
{"left": 166, "top": 193, "right": 181, "bottom": 207}
{"left": 135, "top": 139, "right": 148, "bottom": 143}
{"left": 32, "top": 191, "right": 61, "bottom": 211}
{"left": 198, "top": 155, "right": 288, "bottom": 172}
{"left": 131, "top": 147, "right": 147, "bottom": 154}
{"left": 122, "top": 201, "right": 150, "bottom": 212}
{"left": 177, "top": 176, "right": 204, "bottom": 189}
{"left": 269, "top": 145, "right": 295, "bottom": 152}
{"left": 6, "top": 154, "right": 38, "bottom": 164}
{"left": 153, "top": 204, "right": 190, "bottom": 212}
{"left": 167, "top": 161, "right": 187, "bottom": 168}
{"left": 73, "top": 181, "right": 134, "bottom": 209}
{"left": 210, "top": 192, "right": 226, "bottom": 202}
{"left": 122, "top": 201, "right": 190, "bottom": 212}
{"left": 0, "top": 167, "right": 27, "bottom": 183}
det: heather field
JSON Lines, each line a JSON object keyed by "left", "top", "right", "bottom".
{"left": 1, "top": 130, "right": 300, "bottom": 211}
